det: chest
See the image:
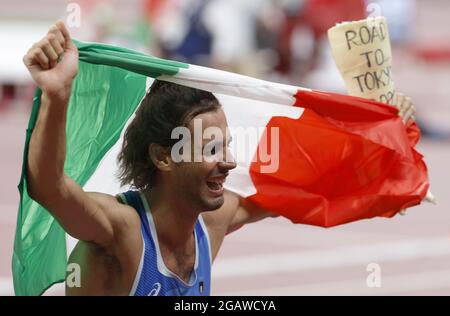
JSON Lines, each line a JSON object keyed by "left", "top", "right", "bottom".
{"left": 159, "top": 242, "right": 196, "bottom": 284}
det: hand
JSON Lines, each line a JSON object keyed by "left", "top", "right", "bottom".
{"left": 23, "top": 20, "right": 78, "bottom": 99}
{"left": 394, "top": 93, "right": 415, "bottom": 123}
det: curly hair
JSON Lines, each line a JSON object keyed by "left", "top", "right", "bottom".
{"left": 117, "top": 80, "right": 221, "bottom": 190}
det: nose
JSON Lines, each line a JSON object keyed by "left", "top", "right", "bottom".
{"left": 218, "top": 160, "right": 237, "bottom": 172}
{"left": 218, "top": 148, "right": 237, "bottom": 171}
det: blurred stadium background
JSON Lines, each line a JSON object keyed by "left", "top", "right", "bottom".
{"left": 1, "top": 0, "right": 449, "bottom": 296}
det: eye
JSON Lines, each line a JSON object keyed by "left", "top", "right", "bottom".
{"left": 203, "top": 143, "right": 218, "bottom": 156}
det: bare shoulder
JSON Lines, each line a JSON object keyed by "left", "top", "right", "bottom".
{"left": 86, "top": 192, "right": 141, "bottom": 233}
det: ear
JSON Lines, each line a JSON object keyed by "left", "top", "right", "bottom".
{"left": 148, "top": 143, "right": 172, "bottom": 172}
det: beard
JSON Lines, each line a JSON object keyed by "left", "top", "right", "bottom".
{"left": 175, "top": 175, "right": 225, "bottom": 213}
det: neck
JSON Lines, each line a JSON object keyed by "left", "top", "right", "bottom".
{"left": 144, "top": 183, "right": 198, "bottom": 249}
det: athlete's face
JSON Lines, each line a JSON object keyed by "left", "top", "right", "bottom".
{"left": 171, "top": 108, "right": 236, "bottom": 212}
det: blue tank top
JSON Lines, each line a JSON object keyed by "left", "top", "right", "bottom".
{"left": 118, "top": 190, "right": 212, "bottom": 296}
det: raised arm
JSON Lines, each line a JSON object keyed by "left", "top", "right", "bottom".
{"left": 25, "top": 21, "right": 135, "bottom": 249}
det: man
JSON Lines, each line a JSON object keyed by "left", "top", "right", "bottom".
{"left": 23, "top": 21, "right": 415, "bottom": 296}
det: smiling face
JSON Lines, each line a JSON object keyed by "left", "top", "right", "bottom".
{"left": 169, "top": 108, "right": 237, "bottom": 212}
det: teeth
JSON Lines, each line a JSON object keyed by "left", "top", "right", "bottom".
{"left": 207, "top": 181, "right": 222, "bottom": 190}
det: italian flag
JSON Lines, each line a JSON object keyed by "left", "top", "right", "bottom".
{"left": 13, "top": 40, "right": 429, "bottom": 296}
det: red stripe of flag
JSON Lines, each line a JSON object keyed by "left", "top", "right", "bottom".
{"left": 247, "top": 90, "right": 429, "bottom": 227}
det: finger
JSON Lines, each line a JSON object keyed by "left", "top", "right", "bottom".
{"left": 36, "top": 48, "right": 50, "bottom": 69}
{"left": 403, "top": 102, "right": 415, "bottom": 115}
{"left": 40, "top": 39, "right": 59, "bottom": 67}
{"left": 399, "top": 101, "right": 408, "bottom": 113}
{"left": 403, "top": 97, "right": 413, "bottom": 111}
{"left": 22, "top": 51, "right": 34, "bottom": 68}
{"left": 403, "top": 108, "right": 415, "bottom": 123}
{"left": 29, "top": 42, "right": 39, "bottom": 51}
{"left": 398, "top": 107, "right": 405, "bottom": 120}
{"left": 24, "top": 47, "right": 35, "bottom": 63}
{"left": 48, "top": 34, "right": 64, "bottom": 56}
{"left": 56, "top": 20, "right": 74, "bottom": 48}
{"left": 399, "top": 107, "right": 407, "bottom": 122}
{"left": 48, "top": 24, "right": 65, "bottom": 48}
{"left": 401, "top": 107, "right": 414, "bottom": 123}
{"left": 30, "top": 47, "right": 50, "bottom": 70}
{"left": 394, "top": 93, "right": 404, "bottom": 108}
{"left": 402, "top": 97, "right": 412, "bottom": 107}
{"left": 400, "top": 96, "right": 409, "bottom": 111}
